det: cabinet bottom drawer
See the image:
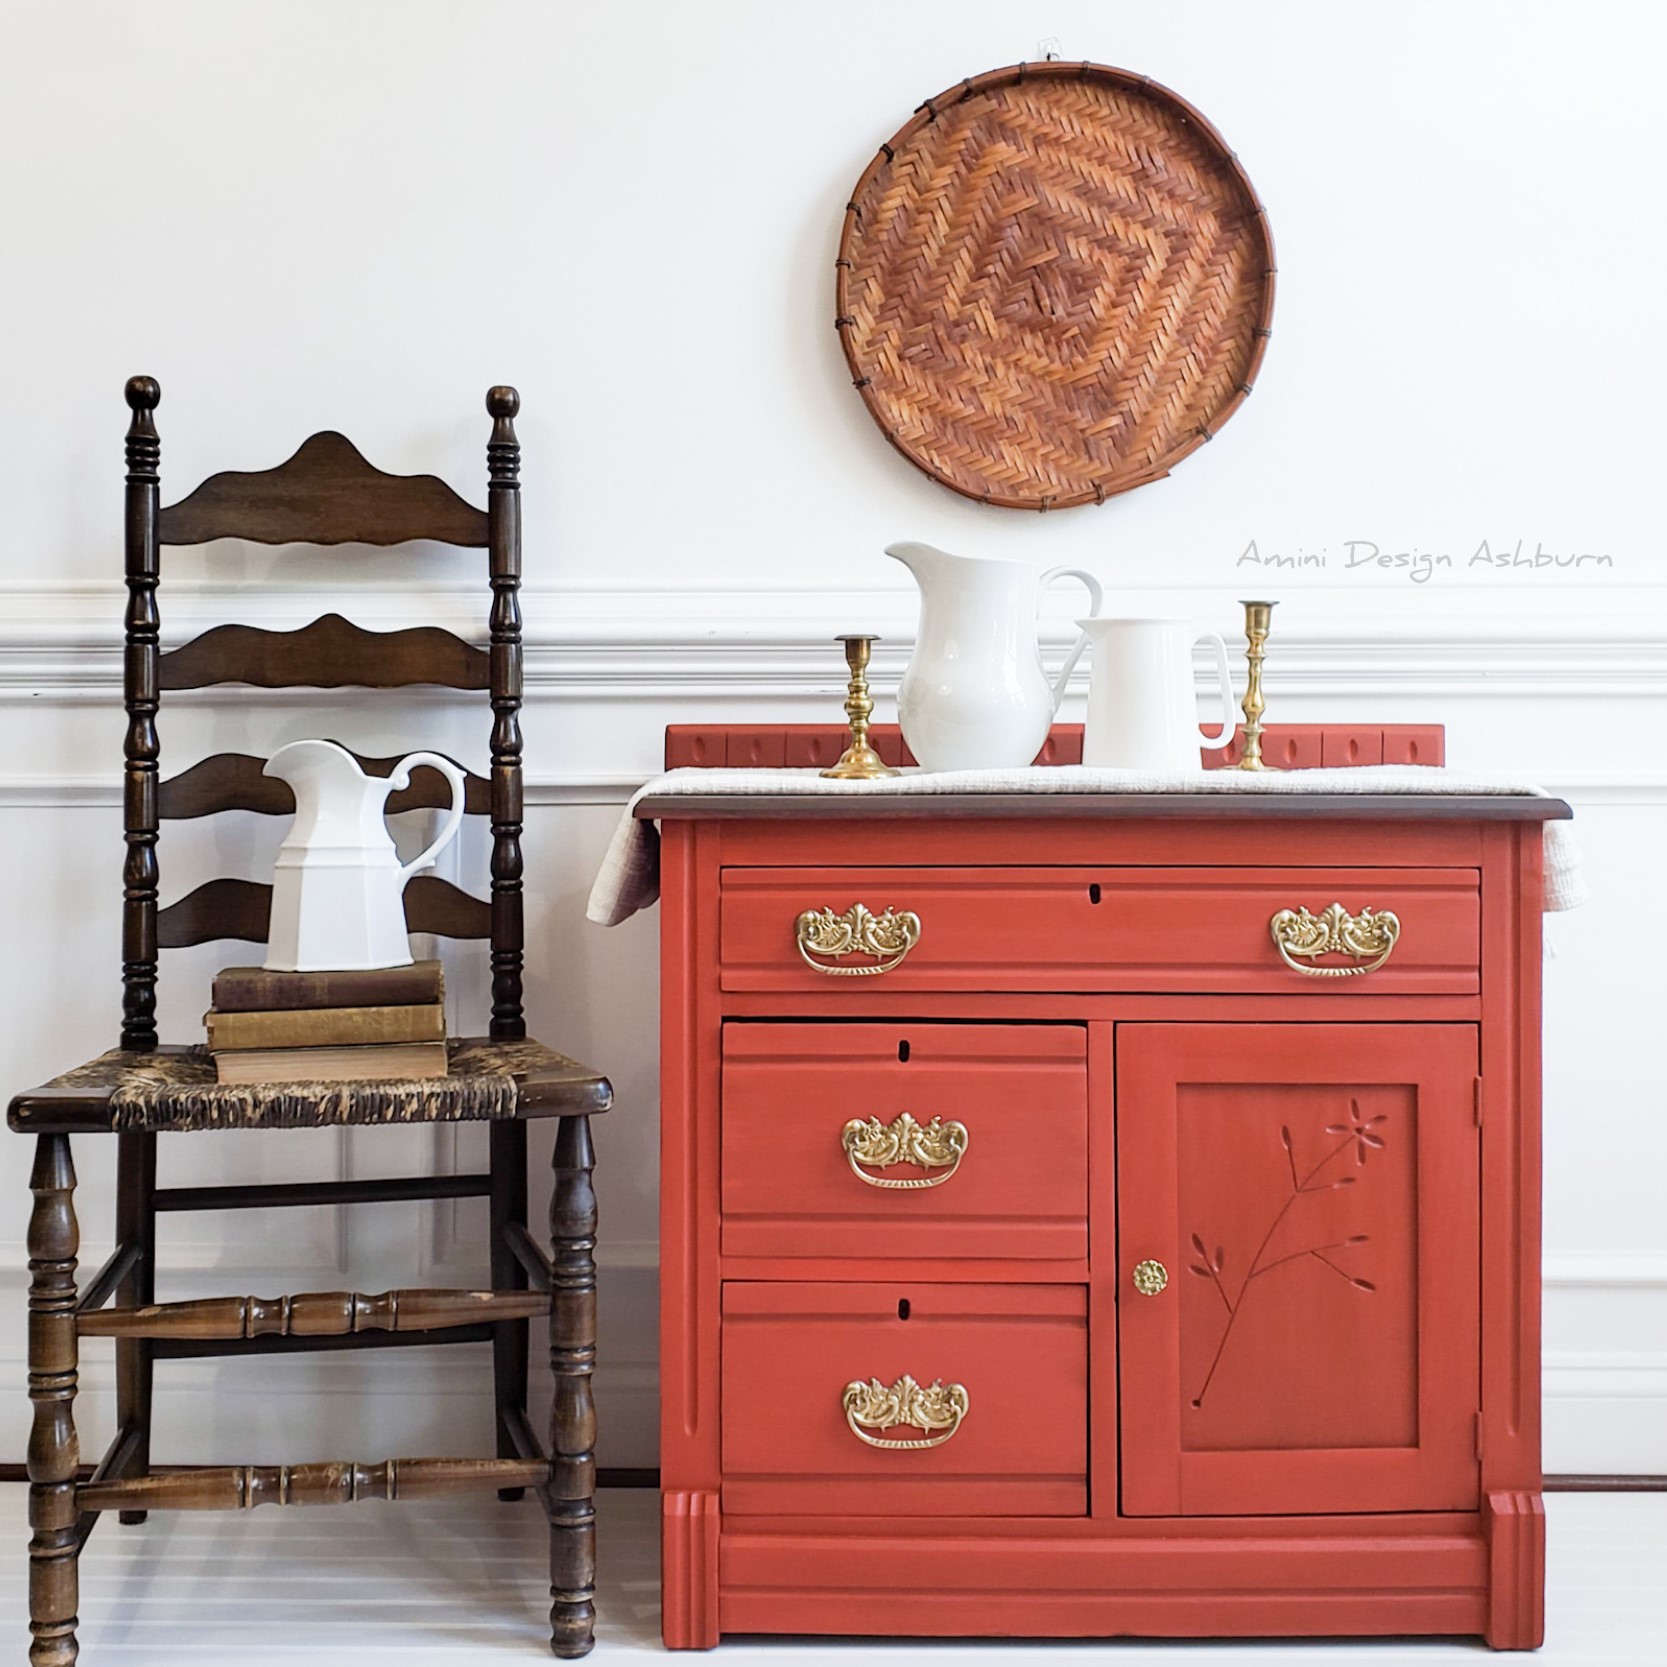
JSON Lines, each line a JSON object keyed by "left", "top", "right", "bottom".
{"left": 720, "top": 1282, "right": 1088, "bottom": 1517}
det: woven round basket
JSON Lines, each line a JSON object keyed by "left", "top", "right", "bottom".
{"left": 837, "top": 62, "right": 1275, "bottom": 510}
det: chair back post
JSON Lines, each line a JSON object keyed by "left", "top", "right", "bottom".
{"left": 486, "top": 386, "right": 526, "bottom": 1040}
{"left": 122, "top": 377, "right": 163, "bottom": 1052}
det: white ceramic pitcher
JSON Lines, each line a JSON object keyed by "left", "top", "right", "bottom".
{"left": 887, "top": 541, "right": 1104, "bottom": 771}
{"left": 1078, "top": 617, "right": 1238, "bottom": 771}
{"left": 262, "top": 739, "right": 468, "bottom": 971}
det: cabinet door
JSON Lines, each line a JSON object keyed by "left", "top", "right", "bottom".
{"left": 1117, "top": 1023, "right": 1480, "bottom": 1516}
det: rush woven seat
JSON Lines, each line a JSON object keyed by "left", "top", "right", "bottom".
{"left": 12, "top": 1037, "right": 606, "bottom": 1133}
{"left": 837, "top": 60, "right": 1276, "bottom": 509}
{"left": 8, "top": 380, "right": 609, "bottom": 1665}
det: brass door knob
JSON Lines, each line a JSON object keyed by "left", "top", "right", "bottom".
{"left": 1132, "top": 1259, "right": 1169, "bottom": 1296}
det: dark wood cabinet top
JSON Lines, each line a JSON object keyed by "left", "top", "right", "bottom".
{"left": 634, "top": 789, "right": 1573, "bottom": 823}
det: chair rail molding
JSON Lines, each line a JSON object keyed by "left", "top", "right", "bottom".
{"left": 4, "top": 583, "right": 1667, "bottom": 701}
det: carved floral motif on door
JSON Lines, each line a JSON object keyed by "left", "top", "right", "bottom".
{"left": 1187, "top": 1099, "right": 1385, "bottom": 1408}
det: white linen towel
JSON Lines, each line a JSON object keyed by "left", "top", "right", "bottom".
{"left": 587, "top": 765, "right": 1586, "bottom": 927}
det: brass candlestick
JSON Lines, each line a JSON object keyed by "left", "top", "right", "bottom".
{"left": 821, "top": 634, "right": 899, "bottom": 780}
{"left": 1236, "top": 600, "right": 1278, "bottom": 771}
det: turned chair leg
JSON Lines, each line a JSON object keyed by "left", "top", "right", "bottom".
{"left": 114, "top": 1129, "right": 156, "bottom": 1525}
{"left": 27, "top": 1133, "right": 81, "bottom": 1667}
{"left": 489, "top": 1120, "right": 531, "bottom": 1502}
{"left": 547, "top": 1115, "right": 597, "bottom": 1658}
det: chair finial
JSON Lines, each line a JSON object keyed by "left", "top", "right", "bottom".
{"left": 487, "top": 386, "right": 520, "bottom": 488}
{"left": 126, "top": 375, "right": 161, "bottom": 412}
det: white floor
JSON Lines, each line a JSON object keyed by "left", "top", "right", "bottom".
{"left": 1, "top": 1487, "right": 1663, "bottom": 1663}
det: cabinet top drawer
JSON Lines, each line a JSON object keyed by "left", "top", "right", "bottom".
{"left": 720, "top": 866, "right": 1480, "bottom": 995}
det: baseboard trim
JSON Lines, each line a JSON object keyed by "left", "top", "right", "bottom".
{"left": 1543, "top": 1474, "right": 1667, "bottom": 1492}
{"left": 596, "top": 1467, "right": 658, "bottom": 1489}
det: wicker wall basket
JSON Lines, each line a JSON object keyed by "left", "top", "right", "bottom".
{"left": 836, "top": 62, "right": 1276, "bottom": 510}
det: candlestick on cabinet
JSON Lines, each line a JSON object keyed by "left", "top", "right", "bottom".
{"left": 1236, "top": 600, "right": 1278, "bottom": 771}
{"left": 822, "top": 635, "right": 899, "bottom": 780}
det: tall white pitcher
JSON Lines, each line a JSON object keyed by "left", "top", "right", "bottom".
{"left": 888, "top": 542, "right": 1104, "bottom": 771}
{"left": 1078, "top": 617, "right": 1238, "bottom": 771}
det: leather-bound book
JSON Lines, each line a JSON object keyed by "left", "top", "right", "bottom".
{"left": 211, "top": 960, "right": 444, "bottom": 1013}
{"left": 206, "top": 1002, "right": 445, "bottom": 1052}
{"left": 210, "top": 1041, "right": 449, "bottom": 1086}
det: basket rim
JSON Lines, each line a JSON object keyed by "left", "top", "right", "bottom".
{"left": 835, "top": 60, "right": 1278, "bottom": 511}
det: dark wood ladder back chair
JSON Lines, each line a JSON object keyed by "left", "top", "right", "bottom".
{"left": 9, "top": 378, "right": 611, "bottom": 1665}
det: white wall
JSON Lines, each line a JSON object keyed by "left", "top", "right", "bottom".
{"left": 2, "top": 0, "right": 1664, "bottom": 1474}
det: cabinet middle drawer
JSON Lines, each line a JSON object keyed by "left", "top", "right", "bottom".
{"left": 721, "top": 865, "right": 1481, "bottom": 993}
{"left": 721, "top": 1022, "right": 1088, "bottom": 1262}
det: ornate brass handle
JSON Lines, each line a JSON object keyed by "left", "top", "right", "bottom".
{"left": 795, "top": 903, "right": 921, "bottom": 976}
{"left": 842, "top": 1374, "right": 969, "bottom": 1449}
{"left": 841, "top": 1113, "right": 968, "bottom": 1189}
{"left": 1269, "top": 903, "right": 1401, "bottom": 978}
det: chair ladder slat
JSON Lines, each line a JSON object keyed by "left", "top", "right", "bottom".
{"left": 156, "top": 431, "right": 491, "bottom": 548}
{"left": 406, "top": 875, "right": 493, "bottom": 939}
{"left": 157, "top": 875, "right": 491, "bottom": 947}
{"left": 155, "top": 879, "right": 268, "bottom": 946}
{"left": 159, "top": 749, "right": 491, "bottom": 820}
{"left": 159, "top": 615, "right": 489, "bottom": 691}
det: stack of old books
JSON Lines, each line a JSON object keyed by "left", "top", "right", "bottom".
{"left": 206, "top": 960, "right": 448, "bottom": 1084}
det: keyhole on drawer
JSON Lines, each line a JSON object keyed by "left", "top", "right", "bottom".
{"left": 897, "top": 1299, "right": 911, "bottom": 1321}
{"left": 1088, "top": 883, "right": 1102, "bottom": 905}
{"left": 897, "top": 1040, "right": 911, "bottom": 1063}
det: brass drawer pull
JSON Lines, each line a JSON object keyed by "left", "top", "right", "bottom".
{"left": 795, "top": 903, "right": 921, "bottom": 976}
{"left": 842, "top": 1374, "right": 969, "bottom": 1449}
{"left": 841, "top": 1113, "right": 969, "bottom": 1189}
{"left": 1269, "top": 903, "right": 1401, "bottom": 978}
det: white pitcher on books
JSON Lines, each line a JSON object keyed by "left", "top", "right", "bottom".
{"left": 262, "top": 739, "right": 467, "bottom": 972}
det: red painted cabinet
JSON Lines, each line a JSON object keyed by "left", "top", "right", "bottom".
{"left": 648, "top": 747, "right": 1563, "bottom": 1651}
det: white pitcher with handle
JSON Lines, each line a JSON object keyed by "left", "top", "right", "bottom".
{"left": 262, "top": 739, "right": 468, "bottom": 971}
{"left": 1077, "top": 617, "right": 1239, "bottom": 772}
{"left": 887, "top": 541, "right": 1104, "bottom": 771}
